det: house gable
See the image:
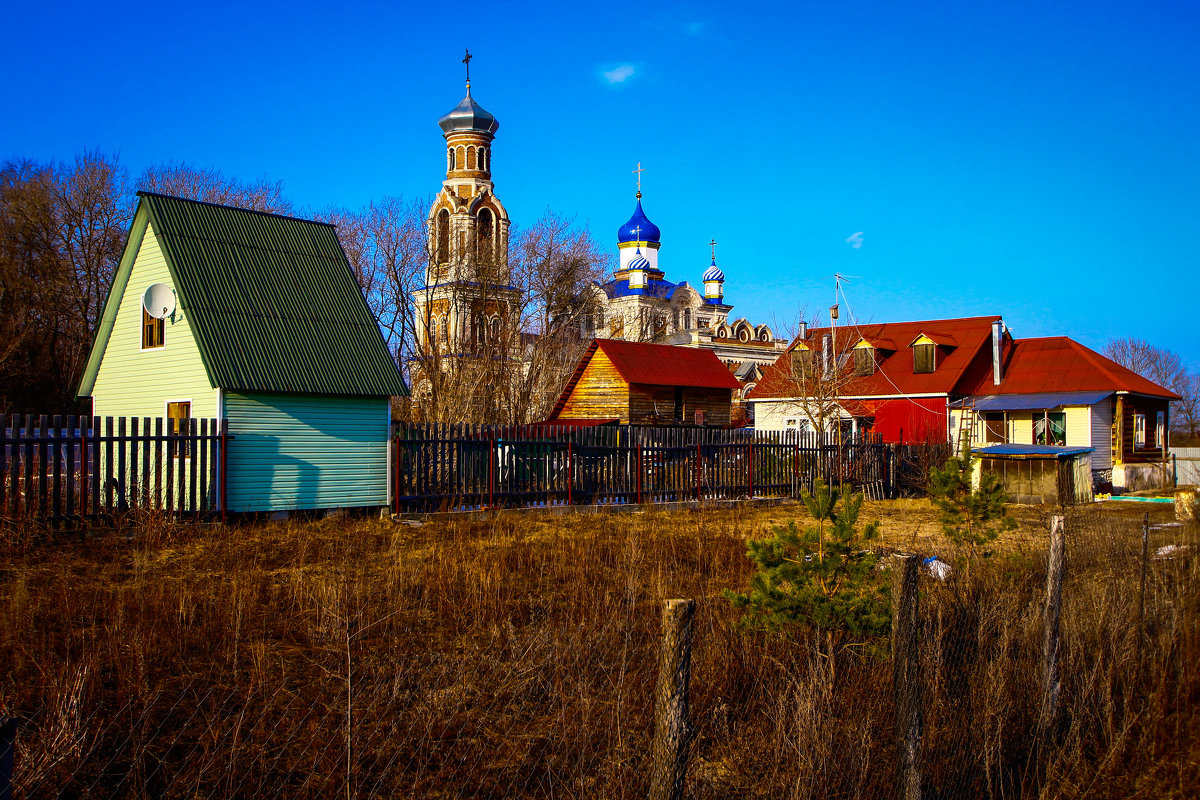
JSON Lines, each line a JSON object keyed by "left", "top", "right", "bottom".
{"left": 81, "top": 213, "right": 220, "bottom": 418}
{"left": 552, "top": 345, "right": 631, "bottom": 421}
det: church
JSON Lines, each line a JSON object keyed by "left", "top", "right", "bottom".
{"left": 411, "top": 58, "right": 787, "bottom": 407}
{"left": 584, "top": 183, "right": 788, "bottom": 379}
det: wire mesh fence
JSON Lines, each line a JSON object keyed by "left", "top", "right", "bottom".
{"left": 2, "top": 500, "right": 1196, "bottom": 798}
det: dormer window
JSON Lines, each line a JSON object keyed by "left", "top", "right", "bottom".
{"left": 913, "top": 343, "right": 936, "bottom": 373}
{"left": 854, "top": 346, "right": 875, "bottom": 376}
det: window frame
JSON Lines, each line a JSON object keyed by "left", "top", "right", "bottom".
{"left": 853, "top": 347, "right": 875, "bottom": 376}
{"left": 1034, "top": 410, "right": 1067, "bottom": 446}
{"left": 913, "top": 343, "right": 935, "bottom": 374}
{"left": 166, "top": 400, "right": 192, "bottom": 459}
{"left": 1133, "top": 413, "right": 1146, "bottom": 448}
{"left": 141, "top": 308, "right": 165, "bottom": 350}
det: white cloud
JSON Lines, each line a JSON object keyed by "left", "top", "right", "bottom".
{"left": 846, "top": 231, "right": 864, "bottom": 249}
{"left": 602, "top": 64, "right": 635, "bottom": 85}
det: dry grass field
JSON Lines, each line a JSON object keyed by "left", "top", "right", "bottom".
{"left": 1, "top": 497, "right": 1197, "bottom": 798}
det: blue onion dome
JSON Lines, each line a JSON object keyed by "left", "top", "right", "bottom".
{"left": 703, "top": 258, "right": 725, "bottom": 282}
{"left": 617, "top": 196, "right": 662, "bottom": 244}
{"left": 438, "top": 87, "right": 499, "bottom": 135}
{"left": 629, "top": 247, "right": 651, "bottom": 272}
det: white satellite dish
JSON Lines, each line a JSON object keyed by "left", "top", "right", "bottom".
{"left": 142, "top": 283, "right": 176, "bottom": 319}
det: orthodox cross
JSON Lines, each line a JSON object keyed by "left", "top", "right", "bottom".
{"left": 630, "top": 225, "right": 642, "bottom": 241}
{"left": 632, "top": 162, "right": 644, "bottom": 194}
{"left": 463, "top": 49, "right": 472, "bottom": 84}
{"left": 708, "top": 238, "right": 718, "bottom": 260}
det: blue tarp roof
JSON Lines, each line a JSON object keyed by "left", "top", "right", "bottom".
{"left": 972, "top": 444, "right": 1094, "bottom": 458}
{"left": 954, "top": 391, "right": 1112, "bottom": 411}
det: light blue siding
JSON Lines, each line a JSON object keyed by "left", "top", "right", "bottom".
{"left": 224, "top": 392, "right": 389, "bottom": 512}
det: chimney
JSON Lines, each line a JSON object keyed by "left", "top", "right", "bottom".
{"left": 822, "top": 333, "right": 833, "bottom": 378}
{"left": 991, "top": 319, "right": 1004, "bottom": 386}
{"left": 798, "top": 321, "right": 808, "bottom": 340}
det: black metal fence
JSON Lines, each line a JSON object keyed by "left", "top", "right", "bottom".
{"left": 391, "top": 423, "right": 895, "bottom": 513}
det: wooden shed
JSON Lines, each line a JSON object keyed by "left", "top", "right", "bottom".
{"left": 77, "top": 192, "right": 408, "bottom": 513}
{"left": 549, "top": 339, "right": 741, "bottom": 426}
{"left": 972, "top": 444, "right": 1094, "bottom": 506}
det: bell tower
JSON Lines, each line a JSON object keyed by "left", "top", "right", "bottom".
{"left": 415, "top": 52, "right": 518, "bottom": 360}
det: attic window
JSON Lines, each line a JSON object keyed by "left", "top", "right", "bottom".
{"left": 854, "top": 347, "right": 875, "bottom": 376}
{"left": 913, "top": 343, "right": 936, "bottom": 374}
{"left": 142, "top": 308, "right": 164, "bottom": 349}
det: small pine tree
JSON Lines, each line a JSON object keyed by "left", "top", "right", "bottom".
{"left": 927, "top": 444, "right": 1015, "bottom": 549}
{"left": 723, "top": 481, "right": 891, "bottom": 665}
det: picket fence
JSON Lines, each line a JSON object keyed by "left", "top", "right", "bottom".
{"left": 1, "top": 414, "right": 226, "bottom": 523}
{"left": 390, "top": 423, "right": 894, "bottom": 513}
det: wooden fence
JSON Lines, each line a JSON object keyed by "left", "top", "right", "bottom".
{"left": 391, "top": 423, "right": 894, "bottom": 513}
{"left": 1, "top": 415, "right": 226, "bottom": 524}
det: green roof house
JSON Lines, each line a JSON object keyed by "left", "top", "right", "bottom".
{"left": 78, "top": 192, "right": 408, "bottom": 513}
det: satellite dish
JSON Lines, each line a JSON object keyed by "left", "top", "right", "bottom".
{"left": 142, "top": 283, "right": 176, "bottom": 320}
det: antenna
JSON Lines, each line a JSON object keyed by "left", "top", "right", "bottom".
{"left": 142, "top": 283, "right": 176, "bottom": 319}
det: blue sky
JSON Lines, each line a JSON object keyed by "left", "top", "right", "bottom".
{"left": 5, "top": 0, "right": 1198, "bottom": 370}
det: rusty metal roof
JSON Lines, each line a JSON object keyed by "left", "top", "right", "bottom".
{"left": 960, "top": 337, "right": 1180, "bottom": 399}
{"left": 594, "top": 339, "right": 742, "bottom": 390}
{"left": 80, "top": 193, "right": 408, "bottom": 398}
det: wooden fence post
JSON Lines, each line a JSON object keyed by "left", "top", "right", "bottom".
{"left": 637, "top": 444, "right": 643, "bottom": 505}
{"left": 893, "top": 554, "right": 922, "bottom": 800}
{"left": 649, "top": 598, "right": 695, "bottom": 800}
{"left": 1040, "top": 514, "right": 1066, "bottom": 737}
{"left": 567, "top": 440, "right": 573, "bottom": 506}
{"left": 695, "top": 442, "right": 701, "bottom": 501}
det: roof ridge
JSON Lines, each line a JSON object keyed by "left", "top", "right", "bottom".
{"left": 137, "top": 191, "right": 337, "bottom": 228}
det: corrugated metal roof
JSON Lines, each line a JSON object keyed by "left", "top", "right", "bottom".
{"left": 959, "top": 391, "right": 1113, "bottom": 411}
{"left": 595, "top": 339, "right": 742, "bottom": 390}
{"left": 962, "top": 337, "right": 1179, "bottom": 400}
{"left": 973, "top": 444, "right": 1094, "bottom": 458}
{"left": 138, "top": 193, "right": 408, "bottom": 397}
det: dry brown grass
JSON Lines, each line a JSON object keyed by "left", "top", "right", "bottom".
{"left": 0, "top": 499, "right": 1197, "bottom": 798}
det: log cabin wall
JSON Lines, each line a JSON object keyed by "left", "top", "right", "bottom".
{"left": 628, "top": 385, "right": 733, "bottom": 426}
{"left": 555, "top": 349, "right": 630, "bottom": 422}
{"left": 1117, "top": 394, "right": 1171, "bottom": 464}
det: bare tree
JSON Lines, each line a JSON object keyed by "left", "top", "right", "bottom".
{"left": 401, "top": 210, "right": 608, "bottom": 425}
{"left": 138, "top": 163, "right": 292, "bottom": 214}
{"left": 0, "top": 152, "right": 133, "bottom": 412}
{"left": 1104, "top": 337, "right": 1186, "bottom": 391}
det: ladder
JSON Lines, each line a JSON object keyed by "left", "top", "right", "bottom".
{"left": 955, "top": 398, "right": 976, "bottom": 453}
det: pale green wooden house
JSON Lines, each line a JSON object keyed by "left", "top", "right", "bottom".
{"left": 77, "top": 192, "right": 408, "bottom": 512}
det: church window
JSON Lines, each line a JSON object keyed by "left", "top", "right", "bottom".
{"left": 447, "top": 148, "right": 454, "bottom": 172}
{"left": 480, "top": 147, "right": 487, "bottom": 171}
{"left": 436, "top": 210, "right": 450, "bottom": 265}
{"left": 683, "top": 308, "right": 692, "bottom": 329}
{"left": 738, "top": 326, "right": 750, "bottom": 343}
{"left": 490, "top": 315, "right": 501, "bottom": 340}
{"left": 475, "top": 314, "right": 486, "bottom": 346}
{"left": 437, "top": 316, "right": 449, "bottom": 348}
{"left": 467, "top": 147, "right": 476, "bottom": 170}
{"left": 478, "top": 208, "right": 494, "bottom": 272}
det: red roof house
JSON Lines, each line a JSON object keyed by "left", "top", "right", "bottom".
{"left": 550, "top": 339, "right": 741, "bottom": 426}
{"left": 750, "top": 316, "right": 1179, "bottom": 490}
{"left": 748, "top": 316, "right": 1005, "bottom": 443}
{"left": 954, "top": 336, "right": 1179, "bottom": 490}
